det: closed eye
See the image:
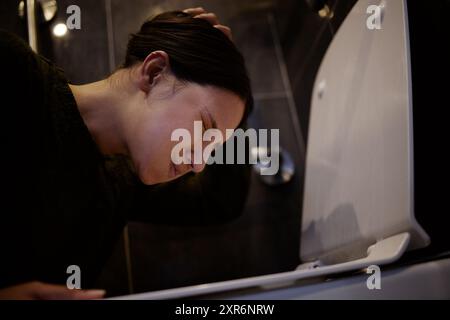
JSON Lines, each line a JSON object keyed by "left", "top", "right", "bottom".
{"left": 200, "top": 107, "right": 217, "bottom": 130}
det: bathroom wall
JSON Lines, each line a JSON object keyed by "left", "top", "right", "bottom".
{"left": 274, "top": 0, "right": 357, "bottom": 143}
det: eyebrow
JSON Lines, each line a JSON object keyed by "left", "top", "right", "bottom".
{"left": 201, "top": 107, "right": 218, "bottom": 130}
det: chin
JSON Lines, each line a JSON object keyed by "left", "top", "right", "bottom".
{"left": 138, "top": 174, "right": 154, "bottom": 185}
{"left": 137, "top": 167, "right": 159, "bottom": 185}
{"left": 136, "top": 160, "right": 183, "bottom": 185}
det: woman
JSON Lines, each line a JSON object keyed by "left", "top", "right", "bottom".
{"left": 0, "top": 7, "right": 253, "bottom": 299}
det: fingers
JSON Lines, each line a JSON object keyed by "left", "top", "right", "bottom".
{"left": 214, "top": 25, "right": 232, "bottom": 41}
{"left": 183, "top": 7, "right": 233, "bottom": 41}
{"left": 183, "top": 7, "right": 206, "bottom": 15}
{"left": 34, "top": 282, "right": 105, "bottom": 300}
{"left": 0, "top": 281, "right": 106, "bottom": 300}
{"left": 183, "top": 8, "right": 219, "bottom": 25}
{"left": 193, "top": 12, "right": 220, "bottom": 26}
{"left": 68, "top": 289, "right": 106, "bottom": 300}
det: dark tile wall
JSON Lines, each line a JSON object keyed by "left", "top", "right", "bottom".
{"left": 0, "top": 0, "right": 27, "bottom": 39}
{"left": 274, "top": 0, "right": 357, "bottom": 143}
{"left": 42, "top": 0, "right": 111, "bottom": 84}
{"left": 0, "top": 0, "right": 112, "bottom": 83}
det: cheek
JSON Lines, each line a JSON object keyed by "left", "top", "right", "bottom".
{"left": 130, "top": 110, "right": 175, "bottom": 183}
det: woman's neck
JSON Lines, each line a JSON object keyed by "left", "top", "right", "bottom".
{"left": 69, "top": 73, "right": 130, "bottom": 156}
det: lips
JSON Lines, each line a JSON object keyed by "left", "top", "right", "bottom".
{"left": 169, "top": 162, "right": 191, "bottom": 179}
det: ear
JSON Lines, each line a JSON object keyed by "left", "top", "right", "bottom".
{"left": 137, "top": 51, "right": 170, "bottom": 94}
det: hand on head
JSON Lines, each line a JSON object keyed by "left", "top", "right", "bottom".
{"left": 183, "top": 7, "right": 233, "bottom": 41}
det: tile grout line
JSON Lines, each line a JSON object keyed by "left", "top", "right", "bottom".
{"left": 104, "top": 0, "right": 116, "bottom": 73}
{"left": 122, "top": 225, "right": 134, "bottom": 294}
{"left": 267, "top": 12, "right": 307, "bottom": 157}
{"left": 253, "top": 91, "right": 289, "bottom": 100}
{"left": 104, "top": 0, "right": 134, "bottom": 295}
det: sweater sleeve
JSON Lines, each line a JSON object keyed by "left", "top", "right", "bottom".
{"left": 0, "top": 29, "right": 49, "bottom": 287}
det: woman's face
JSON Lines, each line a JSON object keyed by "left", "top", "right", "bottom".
{"left": 126, "top": 75, "right": 245, "bottom": 185}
